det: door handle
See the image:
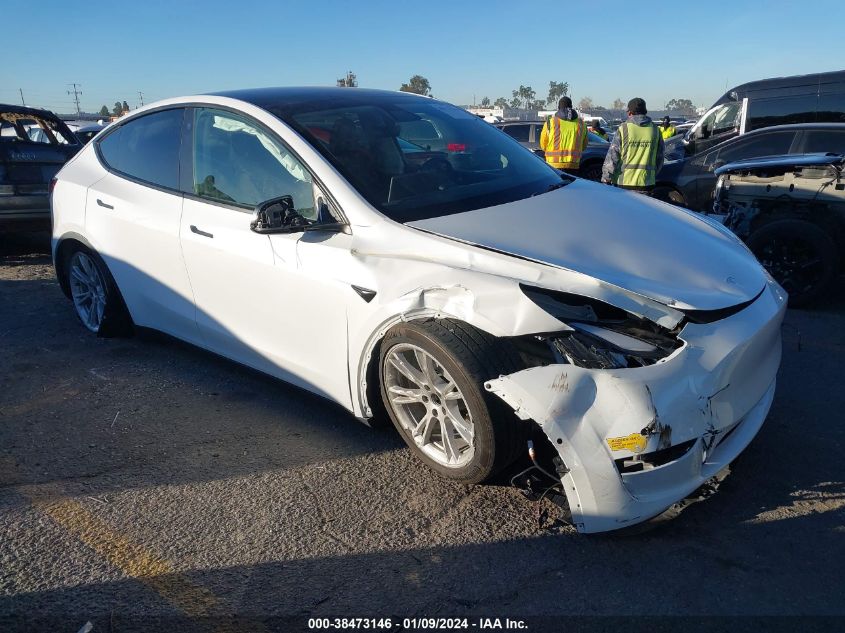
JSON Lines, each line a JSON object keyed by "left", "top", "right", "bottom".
{"left": 96, "top": 198, "right": 114, "bottom": 209}
{"left": 190, "top": 225, "right": 214, "bottom": 239}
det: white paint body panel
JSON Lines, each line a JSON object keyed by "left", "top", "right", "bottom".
{"left": 84, "top": 173, "right": 199, "bottom": 343}
{"left": 51, "top": 93, "right": 788, "bottom": 533}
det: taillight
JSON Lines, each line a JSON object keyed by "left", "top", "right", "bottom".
{"left": 447, "top": 143, "right": 466, "bottom": 152}
{"left": 49, "top": 177, "right": 58, "bottom": 194}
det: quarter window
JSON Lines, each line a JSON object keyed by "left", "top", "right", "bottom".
{"left": 191, "top": 108, "right": 316, "bottom": 215}
{"left": 97, "top": 109, "right": 183, "bottom": 190}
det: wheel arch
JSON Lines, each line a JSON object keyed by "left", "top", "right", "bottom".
{"left": 54, "top": 232, "right": 98, "bottom": 299}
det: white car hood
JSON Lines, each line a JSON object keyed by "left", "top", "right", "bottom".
{"left": 408, "top": 179, "right": 766, "bottom": 311}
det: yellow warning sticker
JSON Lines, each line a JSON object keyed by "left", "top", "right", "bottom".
{"left": 607, "top": 433, "right": 648, "bottom": 453}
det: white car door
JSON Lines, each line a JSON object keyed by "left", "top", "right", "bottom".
{"left": 179, "top": 107, "right": 352, "bottom": 406}
{"left": 85, "top": 108, "right": 200, "bottom": 343}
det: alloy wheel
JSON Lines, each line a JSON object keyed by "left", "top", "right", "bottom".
{"left": 383, "top": 343, "right": 475, "bottom": 468}
{"left": 68, "top": 251, "right": 107, "bottom": 332}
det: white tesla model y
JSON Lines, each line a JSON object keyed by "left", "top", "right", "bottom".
{"left": 51, "top": 88, "right": 786, "bottom": 532}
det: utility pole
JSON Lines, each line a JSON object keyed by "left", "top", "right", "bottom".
{"left": 67, "top": 83, "right": 82, "bottom": 115}
{"left": 19, "top": 89, "right": 25, "bottom": 106}
{"left": 138, "top": 91, "right": 144, "bottom": 107}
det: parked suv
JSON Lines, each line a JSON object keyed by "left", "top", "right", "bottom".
{"left": 494, "top": 120, "right": 609, "bottom": 180}
{"left": 655, "top": 123, "right": 845, "bottom": 210}
{"left": 713, "top": 152, "right": 844, "bottom": 306}
{"left": 1, "top": 105, "right": 81, "bottom": 231}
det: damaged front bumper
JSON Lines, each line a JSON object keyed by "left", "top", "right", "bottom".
{"left": 486, "top": 280, "right": 787, "bottom": 533}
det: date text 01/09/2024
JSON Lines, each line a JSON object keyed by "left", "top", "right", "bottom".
{"left": 307, "top": 617, "right": 529, "bottom": 629}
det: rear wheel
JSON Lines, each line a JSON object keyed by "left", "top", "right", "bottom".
{"left": 379, "top": 319, "right": 524, "bottom": 483}
{"left": 63, "top": 245, "right": 132, "bottom": 335}
{"left": 747, "top": 219, "right": 839, "bottom": 307}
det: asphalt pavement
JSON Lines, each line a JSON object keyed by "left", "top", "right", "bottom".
{"left": 1, "top": 232, "right": 843, "bottom": 633}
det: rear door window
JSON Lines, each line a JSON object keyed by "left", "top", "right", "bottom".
{"left": 98, "top": 108, "right": 184, "bottom": 190}
{"left": 715, "top": 131, "right": 796, "bottom": 164}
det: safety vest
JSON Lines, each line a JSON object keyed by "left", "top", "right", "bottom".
{"left": 618, "top": 121, "right": 660, "bottom": 188}
{"left": 541, "top": 115, "right": 587, "bottom": 169}
{"left": 660, "top": 125, "right": 676, "bottom": 140}
{"left": 592, "top": 129, "right": 608, "bottom": 140}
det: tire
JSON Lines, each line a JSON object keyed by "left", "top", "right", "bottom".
{"left": 579, "top": 161, "right": 603, "bottom": 182}
{"left": 747, "top": 219, "right": 839, "bottom": 307}
{"left": 379, "top": 318, "right": 525, "bottom": 483}
{"left": 653, "top": 186, "right": 686, "bottom": 206}
{"left": 63, "top": 244, "right": 133, "bottom": 336}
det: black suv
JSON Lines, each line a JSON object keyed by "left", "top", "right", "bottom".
{"left": 1, "top": 105, "right": 81, "bottom": 232}
{"left": 655, "top": 123, "right": 845, "bottom": 211}
{"left": 494, "top": 120, "right": 609, "bottom": 180}
{"left": 712, "top": 152, "right": 844, "bottom": 306}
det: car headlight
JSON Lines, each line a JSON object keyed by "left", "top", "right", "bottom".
{"left": 517, "top": 285, "right": 683, "bottom": 370}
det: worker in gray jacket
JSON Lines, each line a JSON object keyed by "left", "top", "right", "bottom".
{"left": 601, "top": 98, "right": 664, "bottom": 194}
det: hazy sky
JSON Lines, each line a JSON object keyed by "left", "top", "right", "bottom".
{"left": 3, "top": 0, "right": 843, "bottom": 114}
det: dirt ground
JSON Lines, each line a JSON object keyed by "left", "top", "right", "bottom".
{"left": 1, "top": 232, "right": 844, "bottom": 632}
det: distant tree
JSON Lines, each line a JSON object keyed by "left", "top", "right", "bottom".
{"left": 112, "top": 102, "right": 123, "bottom": 116}
{"left": 493, "top": 97, "right": 508, "bottom": 109}
{"left": 546, "top": 81, "right": 569, "bottom": 107}
{"left": 510, "top": 85, "right": 536, "bottom": 109}
{"left": 612, "top": 98, "right": 625, "bottom": 110}
{"left": 666, "top": 98, "right": 696, "bottom": 115}
{"left": 122, "top": 101, "right": 130, "bottom": 112}
{"left": 99, "top": 105, "right": 109, "bottom": 117}
{"left": 480, "top": 96, "right": 490, "bottom": 107}
{"left": 578, "top": 97, "right": 594, "bottom": 112}
{"left": 399, "top": 75, "right": 431, "bottom": 96}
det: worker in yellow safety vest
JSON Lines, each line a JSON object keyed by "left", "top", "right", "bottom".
{"left": 589, "top": 119, "right": 608, "bottom": 140}
{"left": 659, "top": 116, "right": 677, "bottom": 140}
{"left": 539, "top": 97, "right": 588, "bottom": 172}
{"left": 600, "top": 98, "right": 664, "bottom": 194}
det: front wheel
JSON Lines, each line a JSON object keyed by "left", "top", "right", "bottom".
{"left": 379, "top": 319, "right": 524, "bottom": 483}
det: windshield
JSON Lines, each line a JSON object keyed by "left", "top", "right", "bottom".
{"left": 281, "top": 98, "right": 566, "bottom": 222}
